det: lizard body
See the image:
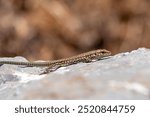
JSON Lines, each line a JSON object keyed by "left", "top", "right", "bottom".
{"left": 0, "top": 49, "right": 111, "bottom": 74}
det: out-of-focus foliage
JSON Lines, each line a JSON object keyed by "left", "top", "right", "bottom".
{"left": 0, "top": 0, "right": 150, "bottom": 60}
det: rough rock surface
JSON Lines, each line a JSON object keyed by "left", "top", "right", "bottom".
{"left": 0, "top": 48, "right": 150, "bottom": 99}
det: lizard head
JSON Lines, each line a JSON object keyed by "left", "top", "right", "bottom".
{"left": 88, "top": 49, "right": 111, "bottom": 60}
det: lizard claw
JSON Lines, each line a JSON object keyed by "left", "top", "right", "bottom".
{"left": 39, "top": 69, "right": 53, "bottom": 75}
{"left": 39, "top": 65, "right": 61, "bottom": 75}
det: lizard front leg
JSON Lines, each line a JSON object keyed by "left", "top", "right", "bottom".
{"left": 83, "top": 58, "right": 93, "bottom": 63}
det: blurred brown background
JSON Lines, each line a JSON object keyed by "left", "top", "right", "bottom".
{"left": 0, "top": 0, "right": 149, "bottom": 61}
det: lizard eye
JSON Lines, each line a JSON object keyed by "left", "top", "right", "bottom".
{"left": 101, "top": 51, "right": 106, "bottom": 54}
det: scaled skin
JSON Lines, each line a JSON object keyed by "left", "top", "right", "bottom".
{"left": 0, "top": 49, "right": 111, "bottom": 74}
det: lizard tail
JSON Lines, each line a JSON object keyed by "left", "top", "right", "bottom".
{"left": 0, "top": 61, "right": 51, "bottom": 67}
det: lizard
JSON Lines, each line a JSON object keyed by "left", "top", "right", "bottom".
{"left": 0, "top": 49, "right": 111, "bottom": 74}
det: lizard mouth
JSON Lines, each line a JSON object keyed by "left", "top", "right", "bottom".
{"left": 102, "top": 51, "right": 111, "bottom": 57}
{"left": 97, "top": 51, "right": 111, "bottom": 59}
